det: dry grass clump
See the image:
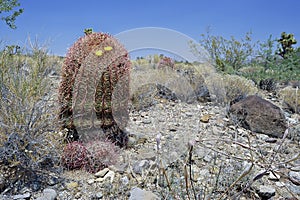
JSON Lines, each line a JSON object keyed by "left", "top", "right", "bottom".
{"left": 205, "top": 73, "right": 258, "bottom": 104}
{"left": 130, "top": 63, "right": 197, "bottom": 110}
{"left": 279, "top": 86, "right": 299, "bottom": 113}
{"left": 0, "top": 43, "right": 63, "bottom": 194}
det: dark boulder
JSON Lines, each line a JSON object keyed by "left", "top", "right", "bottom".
{"left": 229, "top": 95, "right": 287, "bottom": 138}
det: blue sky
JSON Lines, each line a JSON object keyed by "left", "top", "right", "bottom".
{"left": 1, "top": 0, "right": 300, "bottom": 57}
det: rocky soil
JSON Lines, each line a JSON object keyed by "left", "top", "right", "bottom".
{"left": 2, "top": 95, "right": 299, "bottom": 199}
{"left": 0, "top": 68, "right": 299, "bottom": 200}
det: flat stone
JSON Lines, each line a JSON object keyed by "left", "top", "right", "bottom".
{"left": 142, "top": 119, "right": 152, "bottom": 124}
{"left": 95, "top": 168, "right": 109, "bottom": 178}
{"left": 268, "top": 172, "right": 280, "bottom": 181}
{"left": 275, "top": 182, "right": 285, "bottom": 187}
{"left": 257, "top": 185, "right": 275, "bottom": 199}
{"left": 129, "top": 187, "right": 160, "bottom": 200}
{"left": 13, "top": 192, "right": 31, "bottom": 200}
{"left": 265, "top": 138, "right": 277, "bottom": 143}
{"left": 95, "top": 170, "right": 115, "bottom": 183}
{"left": 289, "top": 171, "right": 300, "bottom": 185}
{"left": 291, "top": 166, "right": 300, "bottom": 172}
{"left": 133, "top": 160, "right": 150, "bottom": 175}
{"left": 35, "top": 188, "right": 57, "bottom": 200}
{"left": 200, "top": 114, "right": 211, "bottom": 123}
{"left": 185, "top": 112, "right": 193, "bottom": 117}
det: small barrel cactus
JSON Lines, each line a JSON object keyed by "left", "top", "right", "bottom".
{"left": 157, "top": 56, "right": 175, "bottom": 70}
{"left": 61, "top": 141, "right": 88, "bottom": 170}
{"left": 58, "top": 30, "right": 131, "bottom": 147}
{"left": 85, "top": 140, "right": 120, "bottom": 173}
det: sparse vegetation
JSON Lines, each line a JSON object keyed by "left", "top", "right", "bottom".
{"left": 0, "top": 27, "right": 299, "bottom": 199}
{"left": 279, "top": 86, "right": 300, "bottom": 114}
{"left": 0, "top": 41, "right": 62, "bottom": 195}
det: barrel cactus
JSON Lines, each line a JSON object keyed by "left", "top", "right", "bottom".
{"left": 58, "top": 30, "right": 131, "bottom": 147}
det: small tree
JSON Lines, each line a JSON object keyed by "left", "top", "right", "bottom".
{"left": 192, "top": 28, "right": 256, "bottom": 73}
{"left": 277, "top": 32, "right": 297, "bottom": 58}
{"left": 0, "top": 0, "right": 23, "bottom": 29}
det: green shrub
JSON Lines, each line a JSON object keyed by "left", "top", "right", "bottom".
{"left": 191, "top": 29, "right": 256, "bottom": 73}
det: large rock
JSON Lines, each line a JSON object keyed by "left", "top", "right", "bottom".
{"left": 229, "top": 95, "right": 287, "bottom": 138}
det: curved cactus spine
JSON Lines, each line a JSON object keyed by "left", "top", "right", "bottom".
{"left": 58, "top": 31, "right": 131, "bottom": 147}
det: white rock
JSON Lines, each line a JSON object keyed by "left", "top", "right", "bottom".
{"left": 129, "top": 187, "right": 160, "bottom": 200}
{"left": 95, "top": 168, "right": 109, "bottom": 178}
{"left": 95, "top": 170, "right": 115, "bottom": 183}
{"left": 268, "top": 172, "right": 280, "bottom": 181}
{"left": 87, "top": 179, "right": 95, "bottom": 185}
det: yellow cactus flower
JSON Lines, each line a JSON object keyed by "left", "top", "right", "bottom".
{"left": 104, "top": 46, "right": 113, "bottom": 51}
{"left": 95, "top": 50, "right": 103, "bottom": 56}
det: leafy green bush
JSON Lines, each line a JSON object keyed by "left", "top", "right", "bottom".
{"left": 191, "top": 29, "right": 256, "bottom": 73}
{"left": 192, "top": 30, "right": 299, "bottom": 84}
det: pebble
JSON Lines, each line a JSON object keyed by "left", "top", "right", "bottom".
{"left": 35, "top": 188, "right": 57, "bottom": 200}
{"left": 265, "top": 138, "right": 277, "bottom": 143}
{"left": 87, "top": 179, "right": 95, "bottom": 185}
{"left": 133, "top": 160, "right": 150, "bottom": 175}
{"left": 142, "top": 119, "right": 152, "bottom": 124}
{"left": 203, "top": 154, "right": 213, "bottom": 162}
{"left": 47, "top": 176, "right": 59, "bottom": 186}
{"left": 200, "top": 114, "right": 211, "bottom": 123}
{"left": 185, "top": 112, "right": 193, "bottom": 117}
{"left": 93, "top": 192, "right": 103, "bottom": 199}
{"left": 74, "top": 192, "right": 82, "bottom": 199}
{"left": 120, "top": 176, "right": 129, "bottom": 185}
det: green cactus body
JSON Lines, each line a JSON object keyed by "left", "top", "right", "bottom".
{"left": 59, "top": 32, "right": 131, "bottom": 147}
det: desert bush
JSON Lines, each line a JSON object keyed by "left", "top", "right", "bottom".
{"left": 204, "top": 73, "right": 258, "bottom": 104}
{"left": 279, "top": 86, "right": 299, "bottom": 113}
{"left": 0, "top": 43, "right": 62, "bottom": 194}
{"left": 191, "top": 29, "right": 256, "bottom": 73}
